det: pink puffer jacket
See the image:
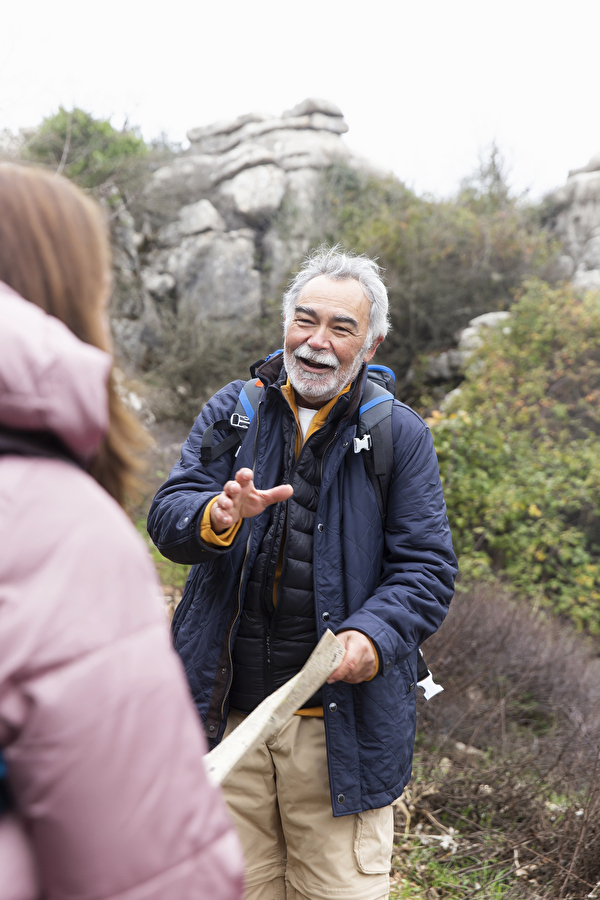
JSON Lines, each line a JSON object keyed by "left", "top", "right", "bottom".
{"left": 0, "top": 282, "right": 244, "bottom": 899}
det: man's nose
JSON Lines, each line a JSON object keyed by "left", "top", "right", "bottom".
{"left": 306, "top": 326, "right": 330, "bottom": 349}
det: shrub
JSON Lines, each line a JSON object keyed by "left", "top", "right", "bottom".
{"left": 430, "top": 280, "right": 600, "bottom": 631}
{"left": 394, "top": 585, "right": 600, "bottom": 899}
{"left": 312, "top": 153, "right": 558, "bottom": 378}
{"left": 24, "top": 107, "right": 147, "bottom": 191}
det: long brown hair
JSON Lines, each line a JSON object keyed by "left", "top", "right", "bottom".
{"left": 0, "top": 163, "right": 147, "bottom": 507}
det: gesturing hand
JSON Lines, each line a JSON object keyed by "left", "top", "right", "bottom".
{"left": 209, "top": 468, "right": 293, "bottom": 535}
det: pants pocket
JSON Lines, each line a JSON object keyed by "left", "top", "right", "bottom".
{"left": 353, "top": 805, "right": 394, "bottom": 875}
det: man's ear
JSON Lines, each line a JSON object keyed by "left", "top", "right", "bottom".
{"left": 364, "top": 336, "right": 384, "bottom": 363}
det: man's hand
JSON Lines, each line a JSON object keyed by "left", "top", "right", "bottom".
{"left": 327, "top": 630, "right": 378, "bottom": 684}
{"left": 209, "top": 468, "right": 293, "bottom": 535}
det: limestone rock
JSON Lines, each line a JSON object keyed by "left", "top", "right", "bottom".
{"left": 283, "top": 98, "right": 343, "bottom": 118}
{"left": 188, "top": 113, "right": 348, "bottom": 157}
{"left": 141, "top": 270, "right": 176, "bottom": 299}
{"left": 219, "top": 165, "right": 287, "bottom": 222}
{"left": 256, "top": 128, "right": 350, "bottom": 171}
{"left": 165, "top": 229, "right": 261, "bottom": 324}
{"left": 568, "top": 150, "right": 600, "bottom": 178}
{"left": 111, "top": 99, "right": 376, "bottom": 368}
{"left": 187, "top": 112, "right": 270, "bottom": 144}
{"left": 179, "top": 199, "right": 226, "bottom": 235}
{"left": 573, "top": 268, "right": 600, "bottom": 292}
{"left": 548, "top": 156, "right": 600, "bottom": 291}
{"left": 156, "top": 199, "right": 226, "bottom": 245}
{"left": 459, "top": 312, "right": 511, "bottom": 353}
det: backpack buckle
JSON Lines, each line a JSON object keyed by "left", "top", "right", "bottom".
{"left": 353, "top": 434, "right": 372, "bottom": 453}
{"left": 230, "top": 413, "right": 250, "bottom": 429}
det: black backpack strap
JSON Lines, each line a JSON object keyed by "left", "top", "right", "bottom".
{"left": 0, "top": 753, "right": 11, "bottom": 814}
{"left": 200, "top": 378, "right": 264, "bottom": 466}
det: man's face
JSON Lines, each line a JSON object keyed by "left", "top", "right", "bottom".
{"left": 283, "top": 276, "right": 382, "bottom": 408}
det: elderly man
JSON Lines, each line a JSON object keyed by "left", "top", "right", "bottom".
{"left": 148, "top": 246, "right": 457, "bottom": 900}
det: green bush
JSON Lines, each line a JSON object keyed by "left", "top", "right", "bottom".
{"left": 24, "top": 107, "right": 147, "bottom": 190}
{"left": 430, "top": 280, "right": 600, "bottom": 631}
{"left": 313, "top": 155, "right": 558, "bottom": 377}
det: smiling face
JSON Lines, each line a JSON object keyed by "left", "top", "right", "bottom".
{"left": 283, "top": 275, "right": 383, "bottom": 408}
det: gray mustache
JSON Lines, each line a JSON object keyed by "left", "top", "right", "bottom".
{"left": 293, "top": 343, "right": 339, "bottom": 369}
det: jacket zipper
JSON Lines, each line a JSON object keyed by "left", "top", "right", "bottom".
{"left": 320, "top": 432, "right": 338, "bottom": 483}
{"left": 264, "top": 408, "right": 296, "bottom": 695}
{"left": 219, "top": 401, "right": 262, "bottom": 721}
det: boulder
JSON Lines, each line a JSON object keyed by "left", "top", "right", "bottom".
{"left": 283, "top": 98, "right": 343, "bottom": 118}
{"left": 459, "top": 311, "right": 511, "bottom": 353}
{"left": 141, "top": 271, "right": 176, "bottom": 299}
{"left": 187, "top": 112, "right": 270, "bottom": 144}
{"left": 188, "top": 113, "right": 348, "bottom": 157}
{"left": 218, "top": 165, "right": 287, "bottom": 222}
{"left": 165, "top": 229, "right": 262, "bottom": 324}
{"left": 179, "top": 199, "right": 226, "bottom": 235}
{"left": 209, "top": 142, "right": 277, "bottom": 186}
{"left": 548, "top": 156, "right": 600, "bottom": 291}
{"left": 255, "top": 128, "right": 350, "bottom": 171}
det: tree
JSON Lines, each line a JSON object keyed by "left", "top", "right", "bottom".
{"left": 24, "top": 107, "right": 147, "bottom": 191}
{"left": 312, "top": 155, "right": 558, "bottom": 380}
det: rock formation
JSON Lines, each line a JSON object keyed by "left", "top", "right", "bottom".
{"left": 111, "top": 99, "right": 380, "bottom": 368}
{"left": 550, "top": 150, "right": 600, "bottom": 292}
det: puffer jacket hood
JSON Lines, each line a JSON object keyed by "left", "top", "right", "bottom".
{"left": 0, "top": 280, "right": 111, "bottom": 462}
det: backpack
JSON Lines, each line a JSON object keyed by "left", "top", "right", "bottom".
{"left": 200, "top": 352, "right": 397, "bottom": 525}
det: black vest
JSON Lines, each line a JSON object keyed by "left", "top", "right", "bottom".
{"left": 229, "top": 388, "right": 350, "bottom": 713}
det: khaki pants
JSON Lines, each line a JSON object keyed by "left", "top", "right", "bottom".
{"left": 222, "top": 710, "right": 393, "bottom": 900}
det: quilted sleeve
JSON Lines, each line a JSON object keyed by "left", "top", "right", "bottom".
{"left": 339, "top": 405, "right": 458, "bottom": 667}
{"left": 147, "top": 380, "right": 248, "bottom": 565}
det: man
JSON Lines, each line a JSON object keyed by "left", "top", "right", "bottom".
{"left": 148, "top": 246, "right": 457, "bottom": 900}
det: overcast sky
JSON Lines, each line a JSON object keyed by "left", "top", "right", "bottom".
{"left": 2, "top": 0, "right": 599, "bottom": 200}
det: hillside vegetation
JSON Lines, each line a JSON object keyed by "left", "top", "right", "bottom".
{"left": 431, "top": 280, "right": 600, "bottom": 633}
{"left": 312, "top": 151, "right": 558, "bottom": 376}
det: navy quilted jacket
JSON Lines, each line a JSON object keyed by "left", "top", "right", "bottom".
{"left": 147, "top": 361, "right": 457, "bottom": 816}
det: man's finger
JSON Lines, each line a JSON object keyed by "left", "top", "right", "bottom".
{"left": 259, "top": 484, "right": 293, "bottom": 506}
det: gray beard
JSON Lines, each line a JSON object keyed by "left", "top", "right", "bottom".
{"left": 284, "top": 342, "right": 366, "bottom": 404}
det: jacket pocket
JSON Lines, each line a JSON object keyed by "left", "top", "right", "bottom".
{"left": 353, "top": 805, "right": 394, "bottom": 874}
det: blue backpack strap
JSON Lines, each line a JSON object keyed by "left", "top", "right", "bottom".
{"left": 200, "top": 378, "right": 264, "bottom": 465}
{"left": 365, "top": 364, "right": 396, "bottom": 395}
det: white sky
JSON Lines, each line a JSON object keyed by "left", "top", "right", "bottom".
{"left": 2, "top": 0, "right": 599, "bottom": 200}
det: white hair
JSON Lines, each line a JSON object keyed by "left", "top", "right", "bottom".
{"left": 282, "top": 244, "right": 390, "bottom": 346}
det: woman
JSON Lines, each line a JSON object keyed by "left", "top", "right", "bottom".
{"left": 0, "top": 165, "right": 244, "bottom": 899}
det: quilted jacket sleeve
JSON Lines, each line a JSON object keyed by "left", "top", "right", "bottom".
{"left": 147, "top": 380, "right": 249, "bottom": 565}
{"left": 340, "top": 404, "right": 458, "bottom": 666}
